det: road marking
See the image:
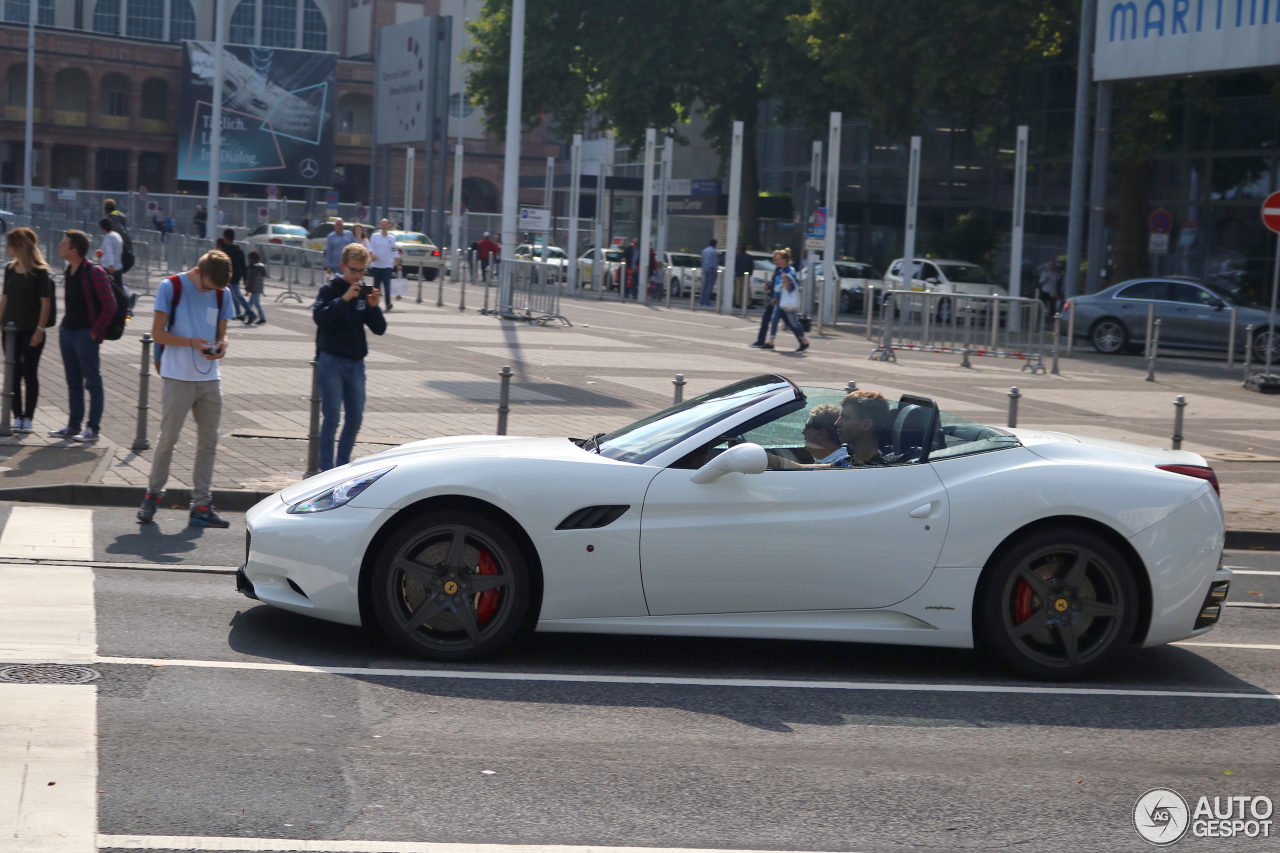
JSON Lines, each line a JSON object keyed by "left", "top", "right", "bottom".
{"left": 94, "top": 656, "right": 1280, "bottom": 700}
{"left": 0, "top": 507, "right": 94, "bottom": 561}
{"left": 0, "top": 558, "right": 237, "bottom": 575}
{"left": 0, "top": 565, "right": 97, "bottom": 852}
{"left": 1175, "top": 641, "right": 1280, "bottom": 651}
{"left": 1224, "top": 569, "right": 1280, "bottom": 576}
{"left": 99, "top": 835, "right": 862, "bottom": 852}
{"left": 1227, "top": 602, "right": 1280, "bottom": 609}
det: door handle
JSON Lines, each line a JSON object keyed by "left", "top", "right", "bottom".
{"left": 909, "top": 503, "right": 934, "bottom": 518}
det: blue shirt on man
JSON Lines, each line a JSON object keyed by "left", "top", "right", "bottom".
{"left": 324, "top": 229, "right": 356, "bottom": 270}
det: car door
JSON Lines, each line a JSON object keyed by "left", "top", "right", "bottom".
{"left": 638, "top": 398, "right": 948, "bottom": 615}
{"left": 1110, "top": 280, "right": 1173, "bottom": 344}
{"left": 1166, "top": 282, "right": 1230, "bottom": 348}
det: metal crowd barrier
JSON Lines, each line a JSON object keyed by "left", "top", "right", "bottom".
{"left": 869, "top": 289, "right": 1048, "bottom": 374}
{"left": 490, "top": 259, "right": 571, "bottom": 326}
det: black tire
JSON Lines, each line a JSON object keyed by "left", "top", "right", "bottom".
{"left": 670, "top": 279, "right": 681, "bottom": 298}
{"left": 1090, "top": 318, "right": 1129, "bottom": 355}
{"left": 422, "top": 268, "right": 439, "bottom": 282}
{"left": 370, "top": 509, "right": 530, "bottom": 661}
{"left": 839, "top": 291, "right": 853, "bottom": 314}
{"left": 975, "top": 526, "right": 1139, "bottom": 680}
{"left": 1251, "top": 325, "right": 1278, "bottom": 365}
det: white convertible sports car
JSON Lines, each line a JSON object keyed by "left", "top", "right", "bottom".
{"left": 239, "top": 375, "right": 1231, "bottom": 680}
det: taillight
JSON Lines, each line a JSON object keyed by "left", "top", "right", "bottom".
{"left": 269, "top": 237, "right": 282, "bottom": 244}
{"left": 432, "top": 249, "right": 441, "bottom": 256}
{"left": 1062, "top": 299, "right": 1072, "bottom": 311}
{"left": 1156, "top": 464, "right": 1220, "bottom": 496}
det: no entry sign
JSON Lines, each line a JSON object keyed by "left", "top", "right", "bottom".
{"left": 1262, "top": 192, "right": 1280, "bottom": 233}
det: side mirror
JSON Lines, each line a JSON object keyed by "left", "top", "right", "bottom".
{"left": 925, "top": 277, "right": 940, "bottom": 285}
{"left": 1210, "top": 299, "right": 1226, "bottom": 310}
{"left": 690, "top": 442, "right": 768, "bottom": 484}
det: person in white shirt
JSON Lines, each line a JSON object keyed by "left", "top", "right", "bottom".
{"left": 368, "top": 219, "right": 401, "bottom": 309}
{"left": 99, "top": 218, "right": 123, "bottom": 288}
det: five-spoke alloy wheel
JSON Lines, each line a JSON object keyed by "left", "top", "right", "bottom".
{"left": 976, "top": 527, "right": 1138, "bottom": 680}
{"left": 371, "top": 510, "right": 530, "bottom": 661}
{"left": 1090, "top": 318, "right": 1129, "bottom": 355}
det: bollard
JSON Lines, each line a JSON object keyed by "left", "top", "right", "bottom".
{"left": 846, "top": 380, "right": 858, "bottom": 393}
{"left": 1227, "top": 307, "right": 1238, "bottom": 368}
{"left": 436, "top": 266, "right": 445, "bottom": 308}
{"left": 459, "top": 267, "right": 467, "bottom": 312}
{"left": 1145, "top": 302, "right": 1155, "bottom": 356}
{"left": 0, "top": 322, "right": 16, "bottom": 437}
{"left": 496, "top": 366, "right": 512, "bottom": 435}
{"left": 672, "top": 373, "right": 686, "bottom": 406}
{"left": 1065, "top": 304, "right": 1076, "bottom": 357}
{"left": 960, "top": 301, "right": 973, "bottom": 368}
{"left": 1050, "top": 312, "right": 1061, "bottom": 375}
{"left": 1243, "top": 325, "right": 1255, "bottom": 384}
{"left": 1007, "top": 386, "right": 1021, "bottom": 429}
{"left": 1172, "top": 394, "right": 1187, "bottom": 450}
{"left": 304, "top": 358, "right": 322, "bottom": 478}
{"left": 1145, "top": 319, "right": 1162, "bottom": 382}
{"left": 132, "top": 333, "right": 153, "bottom": 451}
{"left": 865, "top": 285, "right": 875, "bottom": 338}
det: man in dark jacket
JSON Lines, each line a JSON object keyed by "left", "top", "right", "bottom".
{"left": 219, "top": 229, "right": 250, "bottom": 321}
{"left": 734, "top": 246, "right": 754, "bottom": 308}
{"left": 312, "top": 243, "right": 386, "bottom": 471}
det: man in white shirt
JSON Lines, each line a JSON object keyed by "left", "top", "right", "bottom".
{"left": 368, "top": 219, "right": 401, "bottom": 308}
{"left": 137, "top": 250, "right": 235, "bottom": 528}
{"left": 99, "top": 217, "right": 123, "bottom": 288}
{"left": 699, "top": 238, "right": 719, "bottom": 307}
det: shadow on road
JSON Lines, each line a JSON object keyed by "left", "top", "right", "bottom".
{"left": 105, "top": 523, "right": 207, "bottom": 562}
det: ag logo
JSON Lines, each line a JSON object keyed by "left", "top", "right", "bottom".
{"left": 1134, "top": 788, "right": 1190, "bottom": 845}
{"left": 299, "top": 159, "right": 320, "bottom": 179}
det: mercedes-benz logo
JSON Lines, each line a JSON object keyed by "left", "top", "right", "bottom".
{"left": 299, "top": 159, "right": 319, "bottom": 179}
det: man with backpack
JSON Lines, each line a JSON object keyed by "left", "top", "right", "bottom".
{"left": 137, "top": 251, "right": 235, "bottom": 528}
{"left": 49, "top": 230, "right": 117, "bottom": 443}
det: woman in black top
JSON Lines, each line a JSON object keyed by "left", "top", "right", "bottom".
{"left": 0, "top": 227, "right": 54, "bottom": 432}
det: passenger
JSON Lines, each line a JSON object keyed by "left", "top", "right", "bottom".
{"left": 768, "top": 390, "right": 891, "bottom": 469}
{"left": 801, "top": 403, "right": 848, "bottom": 465}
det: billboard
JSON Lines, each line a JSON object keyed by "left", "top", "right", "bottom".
{"left": 1095, "top": 0, "right": 1280, "bottom": 81}
{"left": 375, "top": 16, "right": 450, "bottom": 146}
{"left": 179, "top": 42, "right": 336, "bottom": 187}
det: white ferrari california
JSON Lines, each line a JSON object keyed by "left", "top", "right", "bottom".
{"left": 239, "top": 375, "right": 1231, "bottom": 680}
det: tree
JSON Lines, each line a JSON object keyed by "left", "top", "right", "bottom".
{"left": 463, "top": 0, "right": 832, "bottom": 244}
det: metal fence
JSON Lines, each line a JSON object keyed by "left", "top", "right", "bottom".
{"left": 869, "top": 290, "right": 1049, "bottom": 373}
{"left": 490, "top": 259, "right": 571, "bottom": 326}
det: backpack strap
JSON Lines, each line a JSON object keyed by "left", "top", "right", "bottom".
{"left": 163, "top": 274, "right": 183, "bottom": 332}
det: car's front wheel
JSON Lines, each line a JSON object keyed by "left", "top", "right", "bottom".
{"left": 1090, "top": 318, "right": 1128, "bottom": 354}
{"left": 1251, "top": 325, "right": 1278, "bottom": 364}
{"left": 371, "top": 509, "right": 530, "bottom": 661}
{"left": 975, "top": 527, "right": 1139, "bottom": 680}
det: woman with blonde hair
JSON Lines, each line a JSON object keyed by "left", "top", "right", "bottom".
{"left": 0, "top": 227, "right": 54, "bottom": 432}
{"left": 351, "top": 223, "right": 370, "bottom": 249}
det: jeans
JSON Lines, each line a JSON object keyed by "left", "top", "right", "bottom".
{"left": 227, "top": 282, "right": 249, "bottom": 317}
{"left": 243, "top": 291, "right": 265, "bottom": 322}
{"left": 770, "top": 306, "right": 806, "bottom": 341}
{"left": 148, "top": 378, "right": 222, "bottom": 507}
{"left": 3, "top": 329, "right": 45, "bottom": 419}
{"left": 369, "top": 267, "right": 393, "bottom": 295}
{"left": 58, "top": 327, "right": 104, "bottom": 431}
{"left": 699, "top": 268, "right": 718, "bottom": 305}
{"left": 755, "top": 299, "right": 776, "bottom": 344}
{"left": 318, "top": 352, "right": 366, "bottom": 471}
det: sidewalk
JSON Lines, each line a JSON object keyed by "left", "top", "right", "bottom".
{"left": 2, "top": 276, "right": 1277, "bottom": 533}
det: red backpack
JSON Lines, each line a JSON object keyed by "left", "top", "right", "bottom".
{"left": 154, "top": 274, "right": 225, "bottom": 370}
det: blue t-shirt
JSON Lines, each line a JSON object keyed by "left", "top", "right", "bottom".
{"left": 154, "top": 273, "right": 235, "bottom": 382}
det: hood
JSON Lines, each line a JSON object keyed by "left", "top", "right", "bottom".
{"left": 276, "top": 435, "right": 596, "bottom": 505}
{"left": 951, "top": 283, "right": 1007, "bottom": 297}
{"left": 1008, "top": 428, "right": 1209, "bottom": 467}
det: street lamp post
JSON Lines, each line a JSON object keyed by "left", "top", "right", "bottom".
{"left": 498, "top": 0, "right": 526, "bottom": 314}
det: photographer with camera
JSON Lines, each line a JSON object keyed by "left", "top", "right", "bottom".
{"left": 312, "top": 243, "right": 386, "bottom": 472}
{"left": 137, "top": 250, "right": 235, "bottom": 528}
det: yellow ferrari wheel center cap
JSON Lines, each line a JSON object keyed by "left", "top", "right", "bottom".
{"left": 1054, "top": 598, "right": 1069, "bottom": 612}
{"left": 444, "top": 581, "right": 459, "bottom": 594}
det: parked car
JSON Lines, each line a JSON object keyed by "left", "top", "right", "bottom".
{"left": 305, "top": 220, "right": 370, "bottom": 253}
{"left": 390, "top": 231, "right": 444, "bottom": 280}
{"left": 813, "top": 260, "right": 882, "bottom": 314}
{"left": 664, "top": 251, "right": 710, "bottom": 298}
{"left": 578, "top": 248, "right": 625, "bottom": 289}
{"left": 514, "top": 244, "right": 569, "bottom": 271}
{"left": 247, "top": 223, "right": 308, "bottom": 262}
{"left": 883, "top": 258, "right": 1007, "bottom": 322}
{"left": 240, "top": 373, "right": 1229, "bottom": 680}
{"left": 1064, "top": 277, "right": 1278, "bottom": 362}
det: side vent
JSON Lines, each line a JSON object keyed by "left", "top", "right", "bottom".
{"left": 556, "top": 505, "right": 631, "bottom": 530}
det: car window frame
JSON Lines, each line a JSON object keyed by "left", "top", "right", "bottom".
{"left": 1116, "top": 280, "right": 1175, "bottom": 302}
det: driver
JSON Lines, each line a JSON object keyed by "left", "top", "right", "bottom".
{"left": 801, "top": 404, "right": 848, "bottom": 465}
{"left": 769, "top": 390, "right": 891, "bottom": 469}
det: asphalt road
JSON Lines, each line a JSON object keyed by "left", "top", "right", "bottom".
{"left": 4, "top": 504, "right": 1278, "bottom": 852}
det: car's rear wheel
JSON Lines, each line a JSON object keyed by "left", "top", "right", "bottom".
{"left": 670, "top": 279, "right": 681, "bottom": 298}
{"left": 371, "top": 509, "right": 530, "bottom": 661}
{"left": 976, "top": 527, "right": 1138, "bottom": 680}
{"left": 1090, "top": 318, "right": 1128, "bottom": 354}
{"left": 1251, "top": 325, "right": 1278, "bottom": 364}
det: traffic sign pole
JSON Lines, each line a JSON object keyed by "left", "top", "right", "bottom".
{"left": 1254, "top": 193, "right": 1280, "bottom": 388}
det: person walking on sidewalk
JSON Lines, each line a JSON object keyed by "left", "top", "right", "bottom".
{"left": 0, "top": 227, "right": 54, "bottom": 433}
{"left": 477, "top": 232, "right": 499, "bottom": 282}
{"left": 219, "top": 229, "right": 250, "bottom": 322}
{"left": 763, "top": 248, "right": 810, "bottom": 352}
{"left": 323, "top": 218, "right": 355, "bottom": 276}
{"left": 734, "top": 245, "right": 754, "bottom": 309}
{"left": 243, "top": 250, "right": 267, "bottom": 325}
{"left": 369, "top": 219, "right": 401, "bottom": 310}
{"left": 50, "top": 230, "right": 116, "bottom": 443}
{"left": 699, "top": 238, "right": 719, "bottom": 307}
{"left": 137, "top": 250, "right": 235, "bottom": 528}
{"left": 99, "top": 218, "right": 124, "bottom": 290}
{"left": 312, "top": 243, "right": 386, "bottom": 471}
{"left": 104, "top": 198, "right": 128, "bottom": 231}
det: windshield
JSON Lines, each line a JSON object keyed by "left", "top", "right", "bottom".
{"left": 1202, "top": 281, "right": 1264, "bottom": 308}
{"left": 937, "top": 263, "right": 993, "bottom": 284}
{"left": 394, "top": 232, "right": 431, "bottom": 245}
{"left": 596, "top": 375, "right": 795, "bottom": 464}
{"left": 273, "top": 225, "right": 307, "bottom": 237}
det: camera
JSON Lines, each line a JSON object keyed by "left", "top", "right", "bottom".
{"left": 360, "top": 284, "right": 373, "bottom": 296}
{"left": 202, "top": 345, "right": 222, "bottom": 356}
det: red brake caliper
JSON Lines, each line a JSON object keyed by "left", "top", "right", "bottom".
{"left": 1014, "top": 579, "right": 1034, "bottom": 625}
{"left": 475, "top": 549, "right": 500, "bottom": 625}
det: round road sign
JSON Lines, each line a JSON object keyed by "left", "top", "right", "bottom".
{"left": 355, "top": 204, "right": 369, "bottom": 221}
{"left": 1149, "top": 209, "right": 1173, "bottom": 235}
{"left": 1262, "top": 192, "right": 1280, "bottom": 233}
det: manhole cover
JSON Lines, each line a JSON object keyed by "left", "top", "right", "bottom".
{"left": 0, "top": 664, "right": 100, "bottom": 684}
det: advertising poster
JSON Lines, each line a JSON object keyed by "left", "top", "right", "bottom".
{"left": 179, "top": 42, "right": 336, "bottom": 187}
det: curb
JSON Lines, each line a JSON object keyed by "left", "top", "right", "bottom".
{"left": 1225, "top": 530, "right": 1280, "bottom": 552}
{"left": 0, "top": 483, "right": 276, "bottom": 512}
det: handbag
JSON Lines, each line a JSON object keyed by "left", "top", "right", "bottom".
{"left": 390, "top": 277, "right": 410, "bottom": 297}
{"left": 779, "top": 282, "right": 801, "bottom": 312}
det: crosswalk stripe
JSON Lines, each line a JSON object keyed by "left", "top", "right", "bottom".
{"left": 96, "top": 835, "right": 861, "bottom": 852}
{"left": 0, "top": 507, "right": 94, "bottom": 561}
{"left": 0, "top": 566, "right": 97, "bottom": 664}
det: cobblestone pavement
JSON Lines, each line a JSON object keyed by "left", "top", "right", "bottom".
{"left": 3, "top": 276, "right": 1278, "bottom": 528}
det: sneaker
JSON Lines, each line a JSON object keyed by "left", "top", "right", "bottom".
{"left": 233, "top": 314, "right": 244, "bottom": 321}
{"left": 254, "top": 318, "right": 266, "bottom": 325}
{"left": 760, "top": 343, "right": 775, "bottom": 350}
{"left": 137, "top": 492, "right": 162, "bottom": 523}
{"left": 749, "top": 341, "right": 767, "bottom": 348}
{"left": 190, "top": 505, "right": 230, "bottom": 528}
{"left": 797, "top": 341, "right": 810, "bottom": 352}
{"left": 49, "top": 425, "right": 77, "bottom": 438}
{"left": 73, "top": 427, "right": 99, "bottom": 442}
{"left": 14, "top": 417, "right": 32, "bottom": 433}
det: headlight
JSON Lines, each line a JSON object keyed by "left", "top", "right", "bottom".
{"left": 288, "top": 466, "right": 394, "bottom": 514}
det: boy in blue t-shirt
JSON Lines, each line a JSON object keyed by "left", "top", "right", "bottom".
{"left": 137, "top": 251, "right": 235, "bottom": 527}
